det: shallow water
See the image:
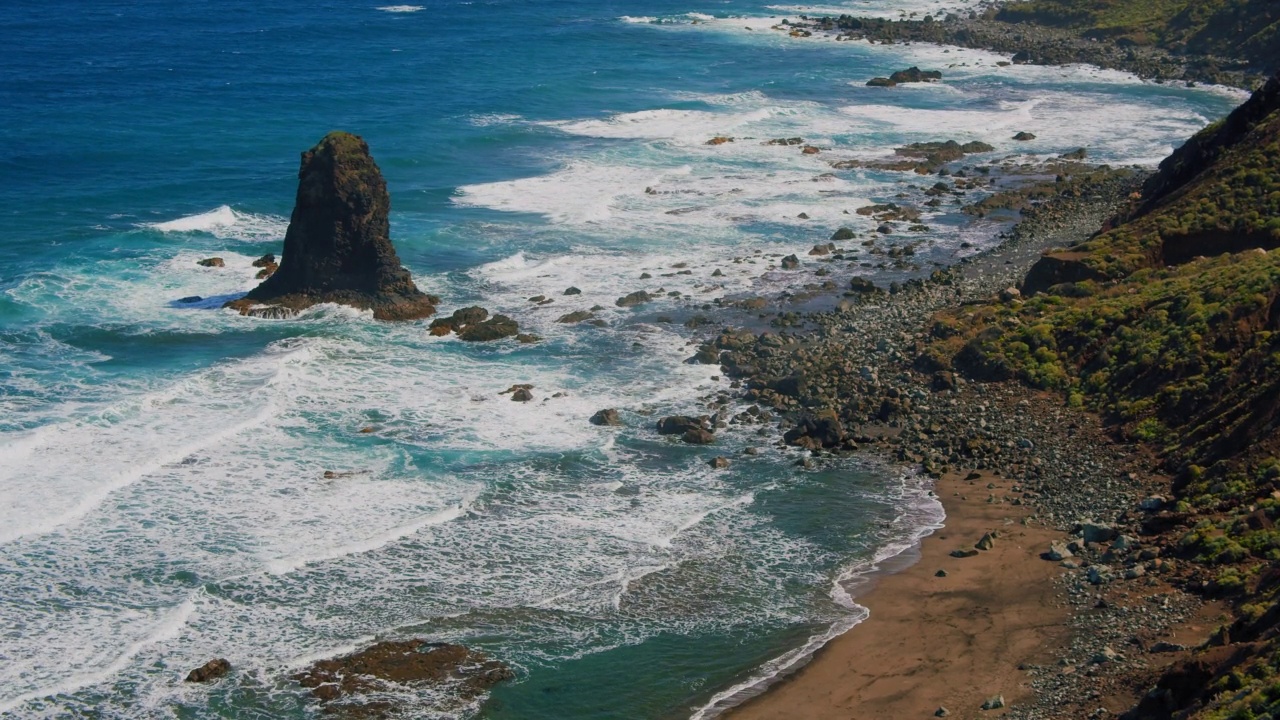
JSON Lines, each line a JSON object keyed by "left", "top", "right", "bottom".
{"left": 0, "top": 0, "right": 1244, "bottom": 717}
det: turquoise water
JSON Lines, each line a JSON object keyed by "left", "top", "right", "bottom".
{"left": 0, "top": 1, "right": 1244, "bottom": 717}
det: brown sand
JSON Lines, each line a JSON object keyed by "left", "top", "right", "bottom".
{"left": 726, "top": 472, "right": 1068, "bottom": 720}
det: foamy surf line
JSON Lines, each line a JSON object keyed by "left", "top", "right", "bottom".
{"left": 687, "top": 471, "right": 945, "bottom": 720}
{"left": 144, "top": 205, "right": 288, "bottom": 242}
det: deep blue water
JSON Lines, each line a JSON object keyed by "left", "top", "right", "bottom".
{"left": 0, "top": 1, "right": 1244, "bottom": 717}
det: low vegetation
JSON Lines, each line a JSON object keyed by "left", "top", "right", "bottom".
{"left": 927, "top": 72, "right": 1280, "bottom": 718}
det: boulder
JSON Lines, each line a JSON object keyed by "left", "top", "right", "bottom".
{"left": 458, "top": 315, "right": 519, "bottom": 342}
{"left": 783, "top": 410, "right": 846, "bottom": 449}
{"left": 1013, "top": 131, "right": 1036, "bottom": 141}
{"left": 888, "top": 66, "right": 942, "bottom": 84}
{"left": 830, "top": 227, "right": 856, "bottom": 241}
{"left": 981, "top": 695, "right": 1006, "bottom": 710}
{"left": 975, "top": 532, "right": 996, "bottom": 551}
{"left": 197, "top": 257, "right": 225, "bottom": 268}
{"left": 866, "top": 77, "right": 896, "bottom": 87}
{"left": 429, "top": 306, "right": 490, "bottom": 335}
{"left": 557, "top": 310, "right": 595, "bottom": 323}
{"left": 590, "top": 409, "right": 622, "bottom": 426}
{"left": 185, "top": 658, "right": 231, "bottom": 683}
{"left": 252, "top": 253, "right": 276, "bottom": 268}
{"left": 657, "top": 415, "right": 705, "bottom": 436}
{"left": 1082, "top": 523, "right": 1118, "bottom": 544}
{"left": 709, "top": 456, "right": 730, "bottom": 469}
{"left": 1043, "top": 542, "right": 1073, "bottom": 561}
{"left": 615, "top": 290, "right": 652, "bottom": 308}
{"left": 224, "top": 132, "right": 438, "bottom": 320}
{"left": 848, "top": 277, "right": 880, "bottom": 294}
{"left": 705, "top": 136, "right": 734, "bottom": 145}
{"left": 563, "top": 286, "right": 582, "bottom": 295}
{"left": 511, "top": 388, "right": 533, "bottom": 402}
{"left": 682, "top": 427, "right": 716, "bottom": 445}
{"left": 780, "top": 254, "right": 800, "bottom": 269}
{"left": 291, "top": 640, "right": 512, "bottom": 704}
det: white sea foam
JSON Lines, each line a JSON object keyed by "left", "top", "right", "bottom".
{"left": 146, "top": 205, "right": 288, "bottom": 241}
{"left": 377, "top": 4, "right": 424, "bottom": 12}
{"left": 767, "top": 0, "right": 986, "bottom": 20}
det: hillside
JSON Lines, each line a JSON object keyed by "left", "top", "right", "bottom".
{"left": 997, "top": 0, "right": 1280, "bottom": 72}
{"left": 926, "top": 72, "right": 1280, "bottom": 718}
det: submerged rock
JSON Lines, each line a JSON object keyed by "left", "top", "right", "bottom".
{"left": 225, "top": 132, "right": 439, "bottom": 320}
{"left": 197, "top": 257, "right": 225, "bottom": 268}
{"left": 185, "top": 658, "right": 231, "bottom": 683}
{"left": 590, "top": 409, "right": 622, "bottom": 426}
{"left": 557, "top": 310, "right": 596, "bottom": 324}
{"left": 291, "top": 640, "right": 512, "bottom": 706}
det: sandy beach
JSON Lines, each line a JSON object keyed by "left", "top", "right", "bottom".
{"left": 728, "top": 471, "right": 1068, "bottom": 719}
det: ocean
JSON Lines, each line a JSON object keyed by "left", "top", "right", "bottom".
{"left": 0, "top": 1, "right": 1243, "bottom": 717}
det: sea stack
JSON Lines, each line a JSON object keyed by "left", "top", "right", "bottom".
{"left": 225, "top": 131, "right": 438, "bottom": 320}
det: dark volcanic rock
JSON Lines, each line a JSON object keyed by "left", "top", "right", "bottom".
{"left": 783, "top": 409, "right": 846, "bottom": 449}
{"left": 682, "top": 427, "right": 716, "bottom": 445}
{"left": 292, "top": 640, "right": 513, "bottom": 706}
{"left": 185, "top": 658, "right": 231, "bottom": 683}
{"left": 557, "top": 310, "right": 596, "bottom": 324}
{"left": 590, "top": 409, "right": 622, "bottom": 426}
{"left": 429, "top": 306, "right": 490, "bottom": 335}
{"left": 888, "top": 66, "right": 942, "bottom": 83}
{"left": 197, "top": 257, "right": 224, "bottom": 268}
{"left": 1013, "top": 131, "right": 1037, "bottom": 141}
{"left": 458, "top": 314, "right": 519, "bottom": 342}
{"left": 657, "top": 415, "right": 705, "bottom": 435}
{"left": 225, "top": 132, "right": 438, "bottom": 320}
{"left": 615, "top": 290, "right": 653, "bottom": 308}
{"left": 848, "top": 277, "right": 881, "bottom": 294}
{"left": 781, "top": 254, "right": 800, "bottom": 269}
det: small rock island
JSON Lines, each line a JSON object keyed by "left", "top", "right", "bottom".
{"left": 226, "top": 131, "right": 439, "bottom": 320}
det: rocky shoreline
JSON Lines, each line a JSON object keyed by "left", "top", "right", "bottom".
{"left": 784, "top": 8, "right": 1265, "bottom": 90}
{"left": 669, "top": 169, "right": 1221, "bottom": 717}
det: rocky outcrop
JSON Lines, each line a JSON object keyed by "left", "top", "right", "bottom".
{"left": 225, "top": 132, "right": 438, "bottom": 320}
{"left": 1021, "top": 251, "right": 1104, "bottom": 295}
{"left": 590, "top": 409, "right": 622, "bottom": 426}
{"left": 185, "top": 658, "right": 231, "bottom": 683}
{"left": 291, "top": 640, "right": 512, "bottom": 705}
